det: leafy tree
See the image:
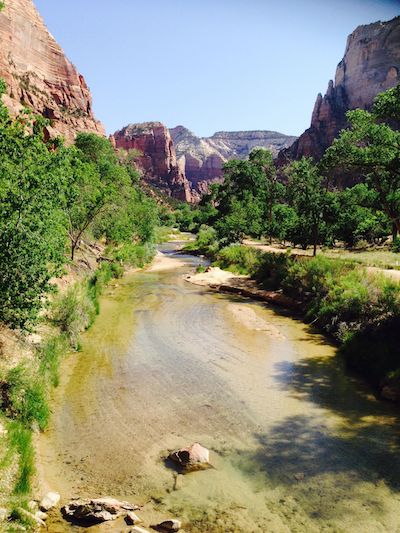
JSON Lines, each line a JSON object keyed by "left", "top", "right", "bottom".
{"left": 64, "top": 133, "right": 132, "bottom": 260}
{"left": 0, "top": 85, "right": 67, "bottom": 328}
{"left": 286, "top": 157, "right": 327, "bottom": 255}
{"left": 322, "top": 85, "right": 400, "bottom": 240}
{"left": 214, "top": 149, "right": 284, "bottom": 243}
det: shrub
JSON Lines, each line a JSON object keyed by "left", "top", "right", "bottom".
{"left": 215, "top": 245, "right": 263, "bottom": 275}
{"left": 112, "top": 242, "right": 155, "bottom": 267}
{"left": 2, "top": 366, "right": 49, "bottom": 430}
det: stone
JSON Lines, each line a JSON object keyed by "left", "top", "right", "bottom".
{"left": 62, "top": 497, "right": 139, "bottom": 525}
{"left": 35, "top": 511, "right": 48, "bottom": 521}
{"left": 152, "top": 518, "right": 182, "bottom": 531}
{"left": 0, "top": 508, "right": 7, "bottom": 521}
{"left": 111, "top": 122, "right": 194, "bottom": 203}
{"left": 131, "top": 527, "right": 151, "bottom": 533}
{"left": 40, "top": 491, "right": 60, "bottom": 511}
{"left": 0, "top": 422, "right": 7, "bottom": 436}
{"left": 168, "top": 442, "right": 210, "bottom": 472}
{"left": 125, "top": 511, "right": 142, "bottom": 525}
{"left": 0, "top": 0, "right": 105, "bottom": 144}
{"left": 279, "top": 16, "right": 400, "bottom": 166}
{"left": 27, "top": 501, "right": 38, "bottom": 512}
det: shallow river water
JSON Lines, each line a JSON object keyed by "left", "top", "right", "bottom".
{"left": 38, "top": 244, "right": 400, "bottom": 532}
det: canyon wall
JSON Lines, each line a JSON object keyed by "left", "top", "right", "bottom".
{"left": 171, "top": 126, "right": 297, "bottom": 185}
{"left": 112, "top": 122, "right": 194, "bottom": 202}
{"left": 0, "top": 0, "right": 104, "bottom": 142}
{"left": 279, "top": 16, "right": 400, "bottom": 163}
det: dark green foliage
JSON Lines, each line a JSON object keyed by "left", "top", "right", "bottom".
{"left": 211, "top": 148, "right": 284, "bottom": 244}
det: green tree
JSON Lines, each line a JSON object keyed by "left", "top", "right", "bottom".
{"left": 0, "top": 86, "right": 67, "bottom": 328}
{"left": 64, "top": 133, "right": 132, "bottom": 260}
{"left": 286, "top": 157, "right": 327, "bottom": 256}
{"left": 322, "top": 85, "right": 400, "bottom": 240}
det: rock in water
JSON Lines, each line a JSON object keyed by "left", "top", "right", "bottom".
{"left": 62, "top": 497, "right": 139, "bottom": 525}
{"left": 39, "top": 491, "right": 60, "bottom": 511}
{"left": 152, "top": 518, "right": 182, "bottom": 531}
{"left": 168, "top": 442, "right": 210, "bottom": 472}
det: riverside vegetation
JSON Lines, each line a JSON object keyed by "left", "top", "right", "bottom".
{"left": 184, "top": 85, "right": 400, "bottom": 399}
{"left": 0, "top": 78, "right": 161, "bottom": 528}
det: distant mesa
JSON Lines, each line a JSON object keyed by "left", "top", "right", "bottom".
{"left": 170, "top": 125, "right": 297, "bottom": 186}
{"left": 112, "top": 122, "right": 297, "bottom": 202}
{"left": 0, "top": 0, "right": 105, "bottom": 143}
{"left": 279, "top": 16, "right": 400, "bottom": 164}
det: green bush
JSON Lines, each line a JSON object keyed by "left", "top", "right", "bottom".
{"left": 39, "top": 335, "right": 69, "bottom": 387}
{"left": 2, "top": 366, "right": 49, "bottom": 431}
{"left": 215, "top": 245, "right": 263, "bottom": 275}
{"left": 184, "top": 225, "right": 218, "bottom": 256}
{"left": 51, "top": 283, "right": 97, "bottom": 348}
{"left": 112, "top": 242, "right": 155, "bottom": 267}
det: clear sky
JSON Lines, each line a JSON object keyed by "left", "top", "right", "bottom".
{"left": 34, "top": 0, "right": 400, "bottom": 138}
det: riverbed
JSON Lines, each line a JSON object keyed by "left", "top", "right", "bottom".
{"left": 38, "top": 244, "right": 400, "bottom": 532}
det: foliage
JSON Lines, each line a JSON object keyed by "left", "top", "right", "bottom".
{"left": 286, "top": 158, "right": 327, "bottom": 255}
{"left": 111, "top": 242, "right": 155, "bottom": 267}
{"left": 322, "top": 85, "right": 400, "bottom": 240}
{"left": 0, "top": 87, "right": 67, "bottom": 329}
{"left": 1, "top": 365, "right": 49, "bottom": 431}
{"left": 184, "top": 225, "right": 218, "bottom": 256}
{"left": 211, "top": 148, "right": 284, "bottom": 243}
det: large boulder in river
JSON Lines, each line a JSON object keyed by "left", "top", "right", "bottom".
{"left": 168, "top": 443, "right": 210, "bottom": 472}
{"left": 62, "top": 497, "right": 139, "bottom": 524}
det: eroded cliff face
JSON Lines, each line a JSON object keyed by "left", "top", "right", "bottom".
{"left": 0, "top": 0, "right": 105, "bottom": 142}
{"left": 111, "top": 122, "right": 194, "bottom": 203}
{"left": 170, "top": 126, "right": 297, "bottom": 185}
{"left": 280, "top": 16, "right": 400, "bottom": 163}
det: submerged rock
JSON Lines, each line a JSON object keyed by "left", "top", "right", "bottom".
{"left": 168, "top": 442, "right": 210, "bottom": 472}
{"left": 62, "top": 497, "right": 139, "bottom": 525}
{"left": 39, "top": 491, "right": 60, "bottom": 511}
{"left": 152, "top": 518, "right": 182, "bottom": 531}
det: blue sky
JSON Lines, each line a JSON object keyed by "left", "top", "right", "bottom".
{"left": 34, "top": 0, "right": 400, "bottom": 137}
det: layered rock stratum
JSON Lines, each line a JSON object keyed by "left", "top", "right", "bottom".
{"left": 112, "top": 122, "right": 193, "bottom": 202}
{"left": 280, "top": 16, "right": 400, "bottom": 163}
{"left": 170, "top": 126, "right": 297, "bottom": 185}
{"left": 0, "top": 0, "right": 105, "bottom": 142}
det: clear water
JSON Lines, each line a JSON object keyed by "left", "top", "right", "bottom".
{"left": 38, "top": 245, "right": 400, "bottom": 532}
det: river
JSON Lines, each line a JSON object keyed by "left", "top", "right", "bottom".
{"left": 38, "top": 244, "right": 400, "bottom": 532}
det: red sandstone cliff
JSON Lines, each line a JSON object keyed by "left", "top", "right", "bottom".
{"left": 112, "top": 122, "right": 194, "bottom": 203}
{"left": 0, "top": 0, "right": 105, "bottom": 142}
{"left": 279, "top": 16, "right": 400, "bottom": 163}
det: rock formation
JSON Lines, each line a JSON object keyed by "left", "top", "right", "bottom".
{"left": 279, "top": 16, "right": 400, "bottom": 163}
{"left": 111, "top": 122, "right": 194, "bottom": 202}
{"left": 171, "top": 126, "right": 297, "bottom": 185}
{"left": 0, "top": 0, "right": 105, "bottom": 142}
